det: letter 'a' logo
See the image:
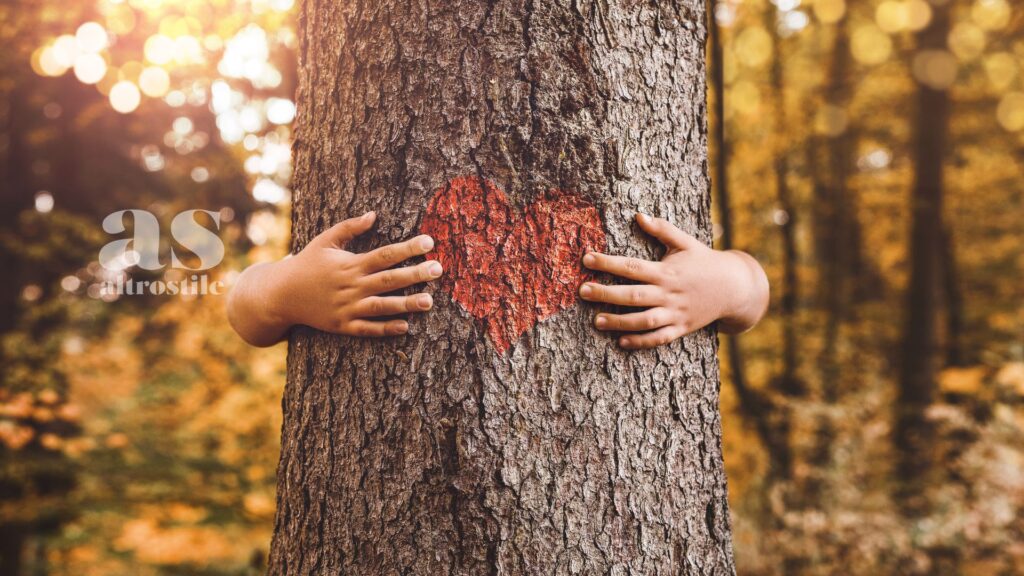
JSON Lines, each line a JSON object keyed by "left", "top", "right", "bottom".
{"left": 99, "top": 209, "right": 224, "bottom": 271}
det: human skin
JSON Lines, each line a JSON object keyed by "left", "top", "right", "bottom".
{"left": 580, "top": 213, "right": 770, "bottom": 350}
{"left": 227, "top": 211, "right": 443, "bottom": 347}
{"left": 228, "top": 212, "right": 768, "bottom": 349}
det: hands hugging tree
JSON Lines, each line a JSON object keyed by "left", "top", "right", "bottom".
{"left": 227, "top": 211, "right": 443, "bottom": 347}
{"left": 229, "top": 204, "right": 767, "bottom": 351}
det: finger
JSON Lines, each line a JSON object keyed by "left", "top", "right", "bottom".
{"left": 579, "top": 282, "right": 664, "bottom": 307}
{"left": 319, "top": 212, "right": 376, "bottom": 247}
{"left": 352, "top": 294, "right": 434, "bottom": 318}
{"left": 361, "top": 234, "right": 435, "bottom": 272}
{"left": 595, "top": 307, "right": 674, "bottom": 332}
{"left": 344, "top": 319, "right": 409, "bottom": 337}
{"left": 582, "top": 252, "right": 660, "bottom": 283}
{"left": 619, "top": 325, "right": 683, "bottom": 350}
{"left": 636, "top": 214, "right": 702, "bottom": 251}
{"left": 362, "top": 260, "right": 443, "bottom": 294}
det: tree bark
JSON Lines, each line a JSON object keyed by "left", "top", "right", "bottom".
{"left": 269, "top": 1, "right": 735, "bottom": 574}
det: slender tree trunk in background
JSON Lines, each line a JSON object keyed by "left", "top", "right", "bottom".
{"left": 805, "top": 15, "right": 857, "bottom": 502}
{"left": 816, "top": 18, "right": 854, "bottom": 403}
{"left": 895, "top": 0, "right": 950, "bottom": 512}
{"left": 269, "top": 1, "right": 736, "bottom": 574}
{"left": 765, "top": 6, "right": 800, "bottom": 482}
{"left": 709, "top": 0, "right": 779, "bottom": 471}
{"left": 767, "top": 10, "right": 801, "bottom": 402}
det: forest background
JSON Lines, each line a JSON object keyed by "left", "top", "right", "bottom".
{"left": 0, "top": 0, "right": 1021, "bottom": 574}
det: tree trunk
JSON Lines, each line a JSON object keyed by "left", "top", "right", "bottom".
{"left": 269, "top": 1, "right": 735, "bottom": 575}
{"left": 940, "top": 223, "right": 965, "bottom": 367}
{"left": 895, "top": 0, "right": 950, "bottom": 511}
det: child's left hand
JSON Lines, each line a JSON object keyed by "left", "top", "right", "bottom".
{"left": 579, "top": 213, "right": 769, "bottom": 350}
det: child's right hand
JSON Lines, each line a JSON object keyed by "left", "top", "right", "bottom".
{"left": 227, "top": 211, "right": 443, "bottom": 347}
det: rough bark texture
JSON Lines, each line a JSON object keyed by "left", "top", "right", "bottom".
{"left": 269, "top": 1, "right": 735, "bottom": 574}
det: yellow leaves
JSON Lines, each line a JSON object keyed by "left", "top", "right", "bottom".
{"left": 104, "top": 432, "right": 129, "bottom": 449}
{"left": 0, "top": 421, "right": 34, "bottom": 450}
{"left": 40, "top": 432, "right": 63, "bottom": 450}
{"left": 995, "top": 363, "right": 1024, "bottom": 396}
{"left": 939, "top": 366, "right": 988, "bottom": 396}
{"left": 243, "top": 491, "right": 276, "bottom": 519}
{"left": 114, "top": 517, "right": 239, "bottom": 565}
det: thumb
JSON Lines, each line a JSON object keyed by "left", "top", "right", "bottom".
{"left": 636, "top": 213, "right": 702, "bottom": 251}
{"left": 317, "top": 212, "right": 376, "bottom": 247}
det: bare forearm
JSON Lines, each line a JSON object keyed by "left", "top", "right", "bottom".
{"left": 227, "top": 260, "right": 292, "bottom": 347}
{"left": 717, "top": 250, "right": 770, "bottom": 335}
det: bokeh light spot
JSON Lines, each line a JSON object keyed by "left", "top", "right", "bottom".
{"left": 912, "top": 50, "right": 958, "bottom": 90}
{"left": 948, "top": 23, "right": 987, "bottom": 61}
{"left": 983, "top": 52, "right": 1017, "bottom": 91}
{"left": 266, "top": 98, "right": 296, "bottom": 125}
{"left": 75, "top": 22, "right": 108, "bottom": 53}
{"left": 73, "top": 53, "right": 108, "bottom": 85}
{"left": 35, "top": 191, "right": 54, "bottom": 214}
{"left": 814, "top": 0, "right": 846, "bottom": 24}
{"left": 144, "top": 34, "right": 175, "bottom": 65}
{"left": 139, "top": 66, "right": 171, "bottom": 97}
{"left": 972, "top": 0, "right": 1011, "bottom": 31}
{"left": 851, "top": 25, "right": 892, "bottom": 65}
{"left": 109, "top": 81, "right": 142, "bottom": 114}
{"left": 997, "top": 92, "right": 1024, "bottom": 132}
{"left": 735, "top": 26, "right": 773, "bottom": 69}
{"left": 38, "top": 47, "right": 69, "bottom": 76}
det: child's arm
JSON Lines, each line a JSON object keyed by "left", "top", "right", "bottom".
{"left": 227, "top": 211, "right": 443, "bottom": 347}
{"left": 579, "top": 213, "right": 769, "bottom": 350}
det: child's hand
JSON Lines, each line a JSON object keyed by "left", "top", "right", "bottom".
{"left": 227, "top": 211, "right": 443, "bottom": 347}
{"left": 579, "top": 213, "right": 769, "bottom": 350}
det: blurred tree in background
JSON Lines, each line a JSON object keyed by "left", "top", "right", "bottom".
{"left": 0, "top": 0, "right": 1020, "bottom": 574}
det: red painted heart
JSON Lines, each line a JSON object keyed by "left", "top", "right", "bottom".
{"left": 420, "top": 176, "right": 606, "bottom": 354}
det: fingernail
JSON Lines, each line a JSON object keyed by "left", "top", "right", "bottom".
{"left": 364, "top": 211, "right": 376, "bottom": 220}
{"left": 395, "top": 321, "right": 409, "bottom": 333}
{"left": 419, "top": 235, "right": 435, "bottom": 251}
{"left": 620, "top": 337, "right": 632, "bottom": 347}
{"left": 595, "top": 315, "right": 607, "bottom": 327}
{"left": 418, "top": 294, "right": 433, "bottom": 309}
{"left": 428, "top": 261, "right": 443, "bottom": 277}
{"left": 582, "top": 253, "right": 596, "bottom": 267}
{"left": 580, "top": 283, "right": 592, "bottom": 297}
{"left": 637, "top": 213, "right": 649, "bottom": 223}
